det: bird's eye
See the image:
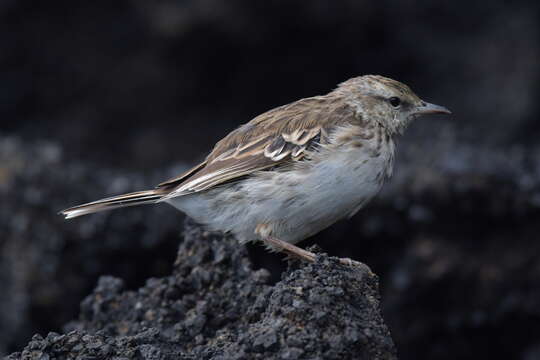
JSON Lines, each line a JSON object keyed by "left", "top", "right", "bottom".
{"left": 389, "top": 97, "right": 401, "bottom": 108}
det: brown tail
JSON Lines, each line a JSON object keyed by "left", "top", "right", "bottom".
{"left": 60, "top": 189, "right": 166, "bottom": 219}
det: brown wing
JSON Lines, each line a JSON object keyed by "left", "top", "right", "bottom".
{"left": 158, "top": 95, "right": 356, "bottom": 197}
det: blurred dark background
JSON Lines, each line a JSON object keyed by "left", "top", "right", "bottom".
{"left": 1, "top": 0, "right": 540, "bottom": 359}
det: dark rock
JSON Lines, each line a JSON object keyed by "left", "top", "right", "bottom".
{"left": 7, "top": 220, "right": 397, "bottom": 360}
{"left": 0, "top": 136, "right": 184, "bottom": 355}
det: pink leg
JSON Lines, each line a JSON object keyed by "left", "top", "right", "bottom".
{"left": 263, "top": 235, "right": 316, "bottom": 262}
{"left": 262, "top": 235, "right": 363, "bottom": 267}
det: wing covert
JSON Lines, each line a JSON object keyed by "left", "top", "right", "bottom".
{"left": 159, "top": 95, "right": 356, "bottom": 197}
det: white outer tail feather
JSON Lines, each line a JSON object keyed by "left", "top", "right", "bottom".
{"left": 60, "top": 190, "right": 165, "bottom": 219}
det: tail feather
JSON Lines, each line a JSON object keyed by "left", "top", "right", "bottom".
{"left": 60, "top": 189, "right": 165, "bottom": 219}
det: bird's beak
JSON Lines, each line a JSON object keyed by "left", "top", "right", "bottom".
{"left": 415, "top": 101, "right": 451, "bottom": 115}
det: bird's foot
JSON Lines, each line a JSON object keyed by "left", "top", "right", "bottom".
{"left": 337, "top": 257, "right": 364, "bottom": 267}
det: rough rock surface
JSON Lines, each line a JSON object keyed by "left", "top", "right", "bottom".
{"left": 0, "top": 136, "right": 183, "bottom": 356}
{"left": 7, "top": 220, "right": 397, "bottom": 360}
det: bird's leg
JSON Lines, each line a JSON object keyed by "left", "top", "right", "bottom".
{"left": 262, "top": 236, "right": 364, "bottom": 267}
{"left": 262, "top": 235, "right": 316, "bottom": 263}
{"left": 255, "top": 223, "right": 316, "bottom": 262}
{"left": 255, "top": 224, "right": 362, "bottom": 266}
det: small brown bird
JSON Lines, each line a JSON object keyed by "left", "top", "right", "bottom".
{"left": 61, "top": 75, "right": 450, "bottom": 264}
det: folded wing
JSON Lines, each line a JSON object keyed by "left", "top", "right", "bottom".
{"left": 158, "top": 95, "right": 355, "bottom": 198}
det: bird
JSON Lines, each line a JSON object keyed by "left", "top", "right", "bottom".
{"left": 60, "top": 75, "right": 451, "bottom": 265}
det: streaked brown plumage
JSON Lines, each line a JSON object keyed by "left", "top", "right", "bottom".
{"left": 158, "top": 95, "right": 354, "bottom": 195}
{"left": 61, "top": 75, "right": 451, "bottom": 264}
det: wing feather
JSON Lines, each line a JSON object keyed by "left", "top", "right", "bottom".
{"left": 159, "top": 95, "right": 357, "bottom": 198}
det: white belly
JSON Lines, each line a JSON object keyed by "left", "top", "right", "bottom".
{"left": 168, "top": 143, "right": 394, "bottom": 244}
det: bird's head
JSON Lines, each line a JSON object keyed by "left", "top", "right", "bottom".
{"left": 336, "top": 75, "right": 451, "bottom": 134}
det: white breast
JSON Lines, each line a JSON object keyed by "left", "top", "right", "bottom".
{"left": 168, "top": 131, "right": 395, "bottom": 245}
